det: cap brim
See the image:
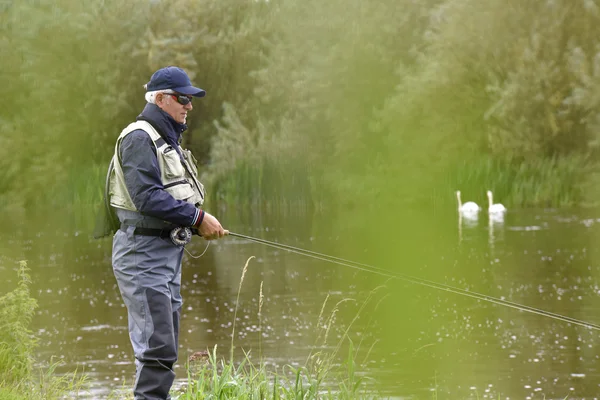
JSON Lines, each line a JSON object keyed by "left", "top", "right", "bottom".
{"left": 174, "top": 85, "right": 206, "bottom": 97}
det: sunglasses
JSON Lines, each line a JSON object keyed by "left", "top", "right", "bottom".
{"left": 165, "top": 93, "right": 193, "bottom": 105}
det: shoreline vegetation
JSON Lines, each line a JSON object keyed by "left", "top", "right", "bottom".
{"left": 3, "top": 0, "right": 600, "bottom": 226}
{"left": 0, "top": 260, "right": 391, "bottom": 400}
{"left": 0, "top": 261, "right": 87, "bottom": 400}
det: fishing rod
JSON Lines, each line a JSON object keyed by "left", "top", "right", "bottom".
{"left": 225, "top": 231, "right": 600, "bottom": 332}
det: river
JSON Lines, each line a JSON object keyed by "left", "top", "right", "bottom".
{"left": 1, "top": 207, "right": 600, "bottom": 399}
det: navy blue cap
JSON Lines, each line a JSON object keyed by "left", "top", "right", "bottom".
{"left": 146, "top": 66, "right": 206, "bottom": 97}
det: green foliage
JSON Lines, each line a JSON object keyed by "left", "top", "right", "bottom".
{"left": 0, "top": 262, "right": 37, "bottom": 385}
{"left": 201, "top": 0, "right": 600, "bottom": 211}
{"left": 320, "top": 0, "right": 600, "bottom": 210}
{"left": 420, "top": 0, "right": 600, "bottom": 159}
{"left": 1, "top": 0, "right": 149, "bottom": 215}
{"left": 143, "top": 0, "right": 274, "bottom": 165}
{"left": 5, "top": 0, "right": 600, "bottom": 228}
{"left": 175, "top": 329, "right": 380, "bottom": 399}
{"left": 0, "top": 262, "right": 87, "bottom": 399}
{"left": 0, "top": 386, "right": 27, "bottom": 400}
{"left": 26, "top": 360, "right": 87, "bottom": 400}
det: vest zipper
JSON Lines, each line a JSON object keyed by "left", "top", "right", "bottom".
{"left": 164, "top": 180, "right": 190, "bottom": 189}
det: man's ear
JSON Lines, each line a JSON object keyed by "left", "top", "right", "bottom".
{"left": 156, "top": 93, "right": 169, "bottom": 108}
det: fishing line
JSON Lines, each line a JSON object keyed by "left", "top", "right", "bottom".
{"left": 184, "top": 240, "right": 211, "bottom": 259}
{"left": 226, "top": 231, "right": 600, "bottom": 331}
{"left": 159, "top": 235, "right": 211, "bottom": 259}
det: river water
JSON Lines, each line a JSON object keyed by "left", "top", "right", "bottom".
{"left": 1, "top": 207, "right": 600, "bottom": 399}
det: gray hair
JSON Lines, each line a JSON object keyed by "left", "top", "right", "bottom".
{"left": 143, "top": 85, "right": 175, "bottom": 104}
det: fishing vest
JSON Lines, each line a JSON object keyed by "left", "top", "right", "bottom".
{"left": 109, "top": 120, "right": 205, "bottom": 211}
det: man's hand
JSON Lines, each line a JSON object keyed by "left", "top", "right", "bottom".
{"left": 198, "top": 212, "right": 226, "bottom": 240}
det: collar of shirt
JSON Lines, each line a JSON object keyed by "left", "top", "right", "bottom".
{"left": 136, "top": 103, "right": 188, "bottom": 147}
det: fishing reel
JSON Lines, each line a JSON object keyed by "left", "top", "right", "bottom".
{"left": 170, "top": 227, "right": 193, "bottom": 246}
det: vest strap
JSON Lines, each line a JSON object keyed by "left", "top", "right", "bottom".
{"left": 154, "top": 137, "right": 166, "bottom": 148}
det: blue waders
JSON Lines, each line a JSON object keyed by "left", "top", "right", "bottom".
{"left": 112, "top": 225, "right": 184, "bottom": 400}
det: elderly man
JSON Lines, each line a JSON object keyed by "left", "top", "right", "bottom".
{"left": 109, "top": 66, "right": 225, "bottom": 399}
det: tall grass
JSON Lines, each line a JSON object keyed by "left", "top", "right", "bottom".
{"left": 61, "top": 153, "right": 596, "bottom": 237}
{"left": 0, "top": 261, "right": 87, "bottom": 399}
{"left": 48, "top": 157, "right": 320, "bottom": 233}
{"left": 447, "top": 155, "right": 591, "bottom": 209}
{"left": 169, "top": 257, "right": 387, "bottom": 399}
{"left": 48, "top": 151, "right": 597, "bottom": 238}
{"left": 207, "top": 159, "right": 321, "bottom": 215}
{"left": 26, "top": 162, "right": 107, "bottom": 234}
{"left": 178, "top": 342, "right": 378, "bottom": 400}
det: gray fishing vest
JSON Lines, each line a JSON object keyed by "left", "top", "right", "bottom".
{"left": 109, "top": 120, "right": 205, "bottom": 211}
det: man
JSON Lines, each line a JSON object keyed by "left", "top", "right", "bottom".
{"left": 109, "top": 66, "right": 226, "bottom": 399}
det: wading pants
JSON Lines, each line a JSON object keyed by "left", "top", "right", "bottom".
{"left": 112, "top": 226, "right": 184, "bottom": 400}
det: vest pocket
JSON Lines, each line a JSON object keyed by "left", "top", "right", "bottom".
{"left": 182, "top": 149, "right": 199, "bottom": 177}
{"left": 165, "top": 181, "right": 196, "bottom": 202}
{"left": 162, "top": 147, "right": 185, "bottom": 179}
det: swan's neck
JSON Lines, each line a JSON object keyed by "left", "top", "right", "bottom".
{"left": 487, "top": 193, "right": 493, "bottom": 207}
{"left": 456, "top": 193, "right": 462, "bottom": 209}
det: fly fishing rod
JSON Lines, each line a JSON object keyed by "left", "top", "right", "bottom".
{"left": 225, "top": 231, "right": 600, "bottom": 332}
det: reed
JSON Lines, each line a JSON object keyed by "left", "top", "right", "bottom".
{"left": 180, "top": 344, "right": 381, "bottom": 400}
{"left": 447, "top": 154, "right": 591, "bottom": 209}
{"left": 172, "top": 259, "right": 389, "bottom": 400}
{"left": 32, "top": 162, "right": 106, "bottom": 232}
{"left": 230, "top": 256, "right": 254, "bottom": 361}
{"left": 36, "top": 158, "right": 319, "bottom": 233}
{"left": 257, "top": 281, "right": 264, "bottom": 360}
{"left": 206, "top": 158, "right": 319, "bottom": 213}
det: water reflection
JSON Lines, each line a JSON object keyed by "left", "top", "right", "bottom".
{"left": 487, "top": 212, "right": 505, "bottom": 258}
{"left": 1, "top": 208, "right": 600, "bottom": 398}
{"left": 458, "top": 211, "right": 480, "bottom": 245}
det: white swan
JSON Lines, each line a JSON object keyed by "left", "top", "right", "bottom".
{"left": 487, "top": 190, "right": 506, "bottom": 214}
{"left": 456, "top": 190, "right": 480, "bottom": 214}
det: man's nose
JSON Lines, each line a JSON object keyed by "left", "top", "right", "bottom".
{"left": 185, "top": 102, "right": 193, "bottom": 110}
